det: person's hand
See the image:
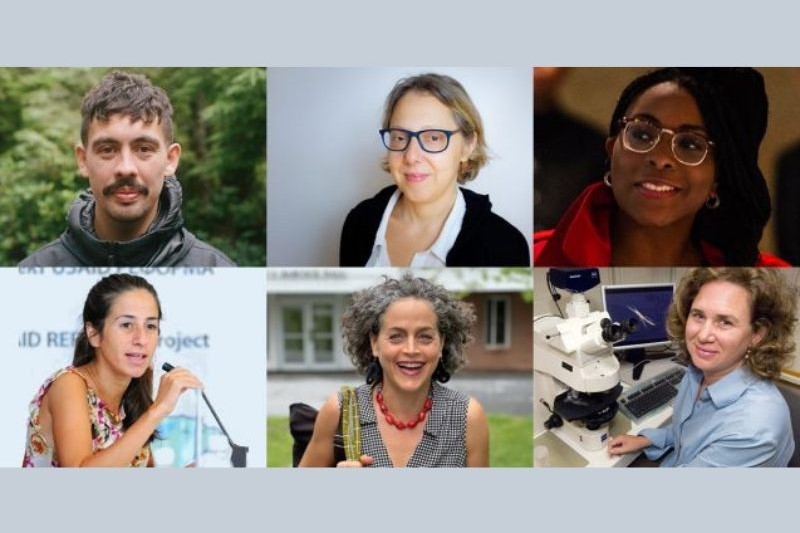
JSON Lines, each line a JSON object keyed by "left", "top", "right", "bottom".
{"left": 608, "top": 434, "right": 651, "bottom": 456}
{"left": 336, "top": 455, "right": 375, "bottom": 468}
{"left": 151, "top": 367, "right": 203, "bottom": 420}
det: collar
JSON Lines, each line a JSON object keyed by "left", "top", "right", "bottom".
{"left": 533, "top": 182, "right": 786, "bottom": 266}
{"left": 702, "top": 365, "right": 759, "bottom": 408}
{"left": 367, "top": 188, "right": 465, "bottom": 267}
{"left": 62, "top": 177, "right": 192, "bottom": 266}
{"left": 532, "top": 182, "right": 613, "bottom": 266}
{"left": 369, "top": 188, "right": 401, "bottom": 264}
{"left": 684, "top": 364, "right": 757, "bottom": 409}
{"left": 430, "top": 190, "right": 466, "bottom": 261}
{"left": 547, "top": 181, "right": 613, "bottom": 265}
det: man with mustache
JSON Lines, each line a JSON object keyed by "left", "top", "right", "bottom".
{"left": 19, "top": 71, "right": 235, "bottom": 266}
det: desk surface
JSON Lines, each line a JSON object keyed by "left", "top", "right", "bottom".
{"left": 534, "top": 358, "right": 683, "bottom": 468}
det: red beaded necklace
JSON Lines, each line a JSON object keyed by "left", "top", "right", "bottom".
{"left": 375, "top": 388, "right": 432, "bottom": 430}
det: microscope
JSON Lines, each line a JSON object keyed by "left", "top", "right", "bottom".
{"left": 534, "top": 268, "right": 636, "bottom": 452}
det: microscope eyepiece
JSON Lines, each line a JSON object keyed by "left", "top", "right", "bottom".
{"left": 600, "top": 317, "right": 638, "bottom": 343}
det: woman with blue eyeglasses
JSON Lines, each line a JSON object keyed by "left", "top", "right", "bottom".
{"left": 534, "top": 68, "right": 788, "bottom": 267}
{"left": 339, "top": 73, "right": 529, "bottom": 267}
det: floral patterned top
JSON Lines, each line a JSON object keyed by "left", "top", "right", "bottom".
{"left": 22, "top": 366, "right": 150, "bottom": 467}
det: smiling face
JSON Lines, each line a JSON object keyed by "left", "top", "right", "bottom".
{"left": 386, "top": 91, "right": 476, "bottom": 207}
{"left": 370, "top": 297, "right": 443, "bottom": 394}
{"left": 76, "top": 113, "right": 181, "bottom": 241}
{"left": 685, "top": 280, "right": 765, "bottom": 386}
{"left": 607, "top": 81, "right": 716, "bottom": 231}
{"left": 86, "top": 288, "right": 160, "bottom": 379}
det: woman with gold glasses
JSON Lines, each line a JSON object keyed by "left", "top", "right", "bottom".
{"left": 534, "top": 68, "right": 787, "bottom": 267}
{"left": 339, "top": 73, "right": 529, "bottom": 267}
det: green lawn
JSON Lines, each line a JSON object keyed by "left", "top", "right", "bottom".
{"left": 267, "top": 413, "right": 532, "bottom": 467}
{"left": 267, "top": 416, "right": 296, "bottom": 467}
{"left": 488, "top": 414, "right": 533, "bottom": 467}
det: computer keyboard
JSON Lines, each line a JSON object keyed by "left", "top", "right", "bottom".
{"left": 618, "top": 366, "right": 686, "bottom": 421}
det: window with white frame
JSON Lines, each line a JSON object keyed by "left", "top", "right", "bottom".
{"left": 278, "top": 298, "right": 338, "bottom": 368}
{"left": 485, "top": 296, "right": 511, "bottom": 349}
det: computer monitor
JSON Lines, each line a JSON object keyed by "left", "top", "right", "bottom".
{"left": 601, "top": 283, "right": 675, "bottom": 377}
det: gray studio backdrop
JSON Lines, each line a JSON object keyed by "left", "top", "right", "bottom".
{"left": 267, "top": 67, "right": 533, "bottom": 266}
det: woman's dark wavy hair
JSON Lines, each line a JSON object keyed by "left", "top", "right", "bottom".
{"left": 668, "top": 268, "right": 796, "bottom": 380}
{"left": 608, "top": 68, "right": 770, "bottom": 265}
{"left": 341, "top": 274, "right": 476, "bottom": 384}
{"left": 73, "top": 274, "right": 162, "bottom": 443}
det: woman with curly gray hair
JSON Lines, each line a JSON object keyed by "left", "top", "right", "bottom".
{"left": 609, "top": 268, "right": 796, "bottom": 466}
{"left": 299, "top": 274, "right": 489, "bottom": 467}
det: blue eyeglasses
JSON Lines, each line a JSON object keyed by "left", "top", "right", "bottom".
{"left": 379, "top": 128, "right": 461, "bottom": 154}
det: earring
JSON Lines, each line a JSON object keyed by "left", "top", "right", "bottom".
{"left": 366, "top": 357, "right": 382, "bottom": 385}
{"left": 603, "top": 172, "right": 612, "bottom": 187}
{"left": 705, "top": 192, "right": 720, "bottom": 209}
{"left": 432, "top": 358, "right": 451, "bottom": 383}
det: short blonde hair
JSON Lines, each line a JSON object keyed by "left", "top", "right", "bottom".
{"left": 380, "top": 73, "right": 488, "bottom": 183}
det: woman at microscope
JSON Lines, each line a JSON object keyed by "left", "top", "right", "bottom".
{"left": 608, "top": 268, "right": 795, "bottom": 467}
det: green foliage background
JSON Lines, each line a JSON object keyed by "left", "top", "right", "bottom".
{"left": 0, "top": 67, "right": 266, "bottom": 265}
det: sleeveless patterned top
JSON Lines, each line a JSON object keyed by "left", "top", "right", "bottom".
{"left": 340, "top": 382, "right": 469, "bottom": 467}
{"left": 22, "top": 367, "right": 151, "bottom": 467}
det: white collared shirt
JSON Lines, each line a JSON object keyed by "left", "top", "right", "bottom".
{"left": 365, "top": 188, "right": 466, "bottom": 267}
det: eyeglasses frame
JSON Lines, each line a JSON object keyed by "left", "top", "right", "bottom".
{"left": 618, "top": 117, "right": 715, "bottom": 167}
{"left": 379, "top": 128, "right": 461, "bottom": 154}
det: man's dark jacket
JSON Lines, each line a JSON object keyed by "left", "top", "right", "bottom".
{"left": 19, "top": 177, "right": 236, "bottom": 267}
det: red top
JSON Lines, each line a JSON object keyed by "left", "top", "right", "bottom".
{"left": 533, "top": 182, "right": 788, "bottom": 267}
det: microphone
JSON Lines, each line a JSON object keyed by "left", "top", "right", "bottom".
{"left": 161, "top": 362, "right": 249, "bottom": 467}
